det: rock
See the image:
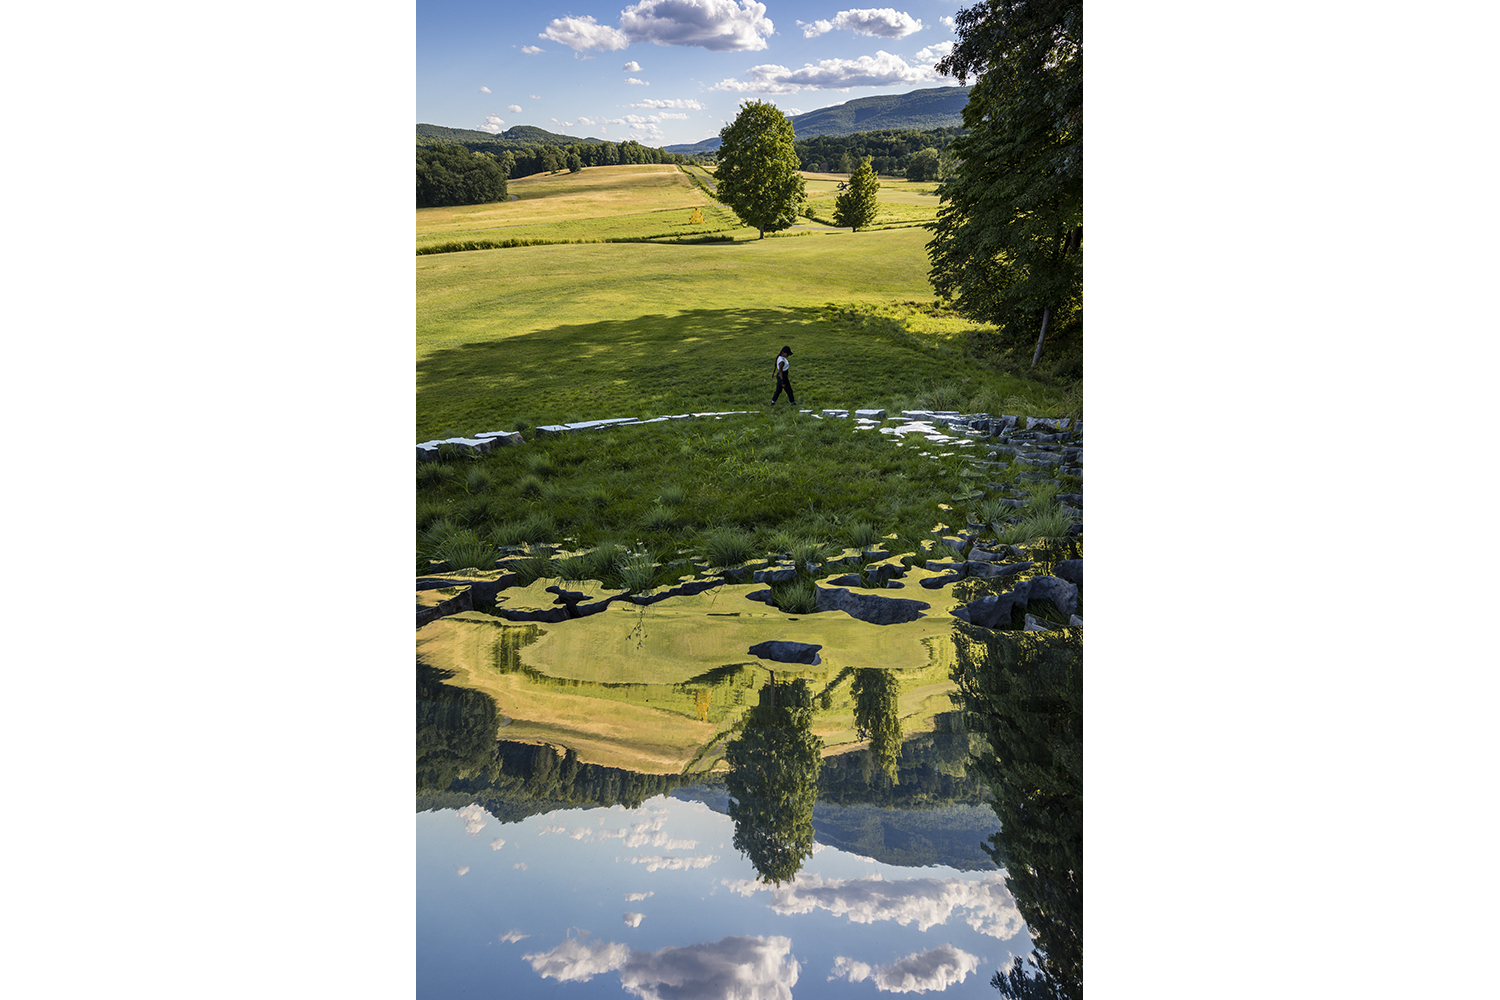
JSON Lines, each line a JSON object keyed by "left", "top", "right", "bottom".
{"left": 967, "top": 560, "right": 1031, "bottom": 580}
{"left": 821, "top": 409, "right": 849, "bottom": 418}
{"left": 1025, "top": 575, "right": 1079, "bottom": 617}
{"left": 475, "top": 430, "right": 525, "bottom": 446}
{"left": 952, "top": 591, "right": 1031, "bottom": 628}
{"left": 1053, "top": 560, "right": 1083, "bottom": 586}
{"left": 748, "top": 640, "right": 823, "bottom": 664}
{"left": 752, "top": 566, "right": 799, "bottom": 584}
{"left": 937, "top": 536, "right": 967, "bottom": 555}
{"left": 854, "top": 408, "right": 886, "bottom": 420}
{"left": 1023, "top": 614, "right": 1055, "bottom": 631}
{"left": 924, "top": 559, "right": 967, "bottom": 574}
{"left": 920, "top": 572, "right": 965, "bottom": 589}
{"left": 814, "top": 587, "right": 930, "bottom": 625}
{"left": 1069, "top": 614, "right": 1083, "bottom": 627}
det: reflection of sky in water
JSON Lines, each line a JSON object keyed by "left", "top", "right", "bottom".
{"left": 418, "top": 795, "right": 1029, "bottom": 997}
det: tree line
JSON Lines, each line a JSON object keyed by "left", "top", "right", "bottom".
{"left": 417, "top": 138, "right": 702, "bottom": 207}
{"left": 791, "top": 127, "right": 965, "bottom": 179}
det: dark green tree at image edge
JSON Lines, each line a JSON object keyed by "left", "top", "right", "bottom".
{"left": 929, "top": 0, "right": 1082, "bottom": 368}
{"left": 953, "top": 624, "right": 1082, "bottom": 1000}
{"left": 714, "top": 100, "right": 807, "bottom": 239}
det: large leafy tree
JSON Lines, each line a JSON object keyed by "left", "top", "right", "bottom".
{"left": 415, "top": 144, "right": 508, "bottom": 208}
{"left": 715, "top": 100, "right": 806, "bottom": 239}
{"left": 834, "top": 156, "right": 881, "bottom": 232}
{"left": 928, "top": 0, "right": 1082, "bottom": 367}
{"left": 851, "top": 668, "right": 903, "bottom": 780}
{"left": 724, "top": 677, "right": 823, "bottom": 884}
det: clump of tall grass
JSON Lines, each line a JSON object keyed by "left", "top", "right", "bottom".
{"left": 514, "top": 473, "right": 545, "bottom": 499}
{"left": 617, "top": 551, "right": 660, "bottom": 594}
{"left": 417, "top": 462, "right": 453, "bottom": 487}
{"left": 465, "top": 466, "right": 492, "bottom": 494}
{"left": 641, "top": 506, "right": 682, "bottom": 532}
{"left": 436, "top": 529, "right": 498, "bottom": 572}
{"left": 789, "top": 540, "right": 829, "bottom": 571}
{"left": 700, "top": 527, "right": 756, "bottom": 569}
{"left": 554, "top": 554, "right": 594, "bottom": 584}
{"left": 417, "top": 498, "right": 451, "bottom": 532}
{"left": 995, "top": 504, "right": 1073, "bottom": 546}
{"left": 770, "top": 577, "right": 819, "bottom": 614}
{"left": 657, "top": 485, "right": 687, "bottom": 506}
{"left": 511, "top": 554, "right": 554, "bottom": 586}
{"left": 845, "top": 520, "right": 880, "bottom": 550}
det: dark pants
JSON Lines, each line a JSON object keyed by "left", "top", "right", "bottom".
{"left": 772, "top": 372, "right": 795, "bottom": 404}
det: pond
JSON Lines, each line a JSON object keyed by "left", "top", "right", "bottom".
{"left": 417, "top": 543, "right": 1081, "bottom": 997}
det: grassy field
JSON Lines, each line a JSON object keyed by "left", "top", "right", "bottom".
{"left": 801, "top": 172, "right": 943, "bottom": 229}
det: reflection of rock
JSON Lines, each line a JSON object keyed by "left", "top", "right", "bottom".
{"left": 748, "top": 640, "right": 822, "bottom": 664}
{"left": 815, "top": 588, "right": 929, "bottom": 625}
{"left": 952, "top": 576, "right": 1079, "bottom": 628}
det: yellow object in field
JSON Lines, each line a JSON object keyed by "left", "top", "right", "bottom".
{"left": 688, "top": 208, "right": 704, "bottom": 224}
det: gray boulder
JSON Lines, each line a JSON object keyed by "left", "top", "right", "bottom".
{"left": 1054, "top": 560, "right": 1083, "bottom": 586}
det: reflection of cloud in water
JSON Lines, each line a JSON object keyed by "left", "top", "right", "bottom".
{"left": 523, "top": 937, "right": 631, "bottom": 982}
{"left": 539, "top": 824, "right": 567, "bottom": 835}
{"left": 625, "top": 891, "right": 655, "bottom": 901}
{"left": 630, "top": 854, "right": 719, "bottom": 872}
{"left": 457, "top": 803, "right": 489, "bottom": 835}
{"left": 721, "top": 872, "right": 1025, "bottom": 939}
{"left": 513, "top": 862, "right": 529, "bottom": 871}
{"left": 566, "top": 819, "right": 696, "bottom": 850}
{"left": 489, "top": 838, "right": 506, "bottom": 851}
{"left": 623, "top": 911, "right": 644, "bottom": 927}
{"left": 455, "top": 865, "right": 470, "bottom": 876}
{"left": 830, "top": 944, "right": 982, "bottom": 993}
{"left": 499, "top": 929, "right": 529, "bottom": 943}
{"left": 524, "top": 934, "right": 798, "bottom": 999}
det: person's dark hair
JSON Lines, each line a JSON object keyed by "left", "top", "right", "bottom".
{"left": 779, "top": 345, "right": 792, "bottom": 356}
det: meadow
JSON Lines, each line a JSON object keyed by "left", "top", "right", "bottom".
{"left": 417, "top": 161, "right": 1081, "bottom": 583}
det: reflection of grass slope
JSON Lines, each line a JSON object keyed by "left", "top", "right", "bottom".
{"left": 416, "top": 568, "right": 964, "bottom": 773}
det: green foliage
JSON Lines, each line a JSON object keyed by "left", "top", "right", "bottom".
{"left": 845, "top": 520, "right": 881, "bottom": 550}
{"left": 700, "top": 527, "right": 757, "bottom": 569}
{"left": 416, "top": 143, "right": 508, "bottom": 208}
{"left": 511, "top": 554, "right": 553, "bottom": 586}
{"left": 929, "top": 0, "right": 1082, "bottom": 366}
{"left": 953, "top": 625, "right": 1082, "bottom": 999}
{"left": 833, "top": 156, "right": 881, "bottom": 231}
{"left": 770, "top": 577, "right": 818, "bottom": 614}
{"left": 715, "top": 101, "right": 807, "bottom": 238}
{"left": 617, "top": 550, "right": 660, "bottom": 594}
{"left": 434, "top": 528, "right": 497, "bottom": 572}
{"left": 724, "top": 679, "right": 824, "bottom": 885}
{"left": 851, "top": 669, "right": 905, "bottom": 783}
{"left": 905, "top": 147, "right": 942, "bottom": 182}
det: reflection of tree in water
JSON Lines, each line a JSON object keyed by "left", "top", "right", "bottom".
{"left": 724, "top": 675, "right": 824, "bottom": 886}
{"left": 417, "top": 664, "right": 502, "bottom": 791}
{"left": 851, "top": 668, "right": 904, "bottom": 783}
{"left": 952, "top": 625, "right": 1082, "bottom": 1000}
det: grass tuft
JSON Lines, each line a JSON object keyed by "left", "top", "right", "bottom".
{"left": 770, "top": 577, "right": 819, "bottom": 614}
{"left": 701, "top": 527, "right": 757, "bottom": 569}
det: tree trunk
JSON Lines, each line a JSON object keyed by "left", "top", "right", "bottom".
{"left": 1030, "top": 304, "right": 1052, "bottom": 369}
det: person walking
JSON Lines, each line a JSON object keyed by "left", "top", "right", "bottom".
{"left": 771, "top": 345, "right": 795, "bottom": 405}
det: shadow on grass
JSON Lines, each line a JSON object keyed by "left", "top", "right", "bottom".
{"left": 418, "top": 307, "right": 825, "bottom": 439}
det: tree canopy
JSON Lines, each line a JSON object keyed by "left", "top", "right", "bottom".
{"left": 928, "top": 0, "right": 1082, "bottom": 366}
{"left": 834, "top": 157, "right": 881, "bottom": 232}
{"left": 714, "top": 100, "right": 807, "bottom": 239}
{"left": 724, "top": 678, "right": 823, "bottom": 884}
{"left": 416, "top": 143, "right": 509, "bottom": 208}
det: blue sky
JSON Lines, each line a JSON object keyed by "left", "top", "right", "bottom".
{"left": 417, "top": 1, "right": 968, "bottom": 147}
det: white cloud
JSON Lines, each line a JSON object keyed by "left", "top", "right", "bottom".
{"left": 521, "top": 44, "right": 544, "bottom": 54}
{"left": 513, "top": 862, "right": 529, "bottom": 871}
{"left": 506, "top": 104, "right": 523, "bottom": 112}
{"left": 630, "top": 853, "right": 718, "bottom": 871}
{"left": 455, "top": 865, "right": 470, "bottom": 876}
{"left": 480, "top": 85, "right": 491, "bottom": 93}
{"left": 627, "top": 77, "right": 650, "bottom": 86}
{"left": 625, "top": 891, "right": 655, "bottom": 901}
{"left": 489, "top": 838, "right": 506, "bottom": 851}
{"left": 939, "top": 15, "right": 954, "bottom": 28}
{"left": 721, "top": 873, "right": 1025, "bottom": 939}
{"left": 480, "top": 115, "right": 506, "bottom": 134}
{"left": 624, "top": 60, "right": 642, "bottom": 71}
{"left": 656, "top": 112, "right": 690, "bottom": 120}
{"left": 542, "top": 14, "right": 631, "bottom": 51}
{"left": 914, "top": 41, "right": 954, "bottom": 62}
{"left": 458, "top": 804, "right": 489, "bottom": 834}
{"left": 499, "top": 929, "right": 530, "bottom": 943}
{"left": 830, "top": 945, "right": 982, "bottom": 993}
{"left": 620, "top": 0, "right": 775, "bottom": 52}
{"left": 623, "top": 912, "right": 645, "bottom": 927}
{"left": 837, "top": 8, "right": 925, "bottom": 38}
{"left": 524, "top": 938, "right": 632, "bottom": 983}
{"left": 712, "top": 50, "right": 938, "bottom": 93}
{"left": 630, "top": 98, "right": 707, "bottom": 110}
{"left": 799, "top": 18, "right": 834, "bottom": 37}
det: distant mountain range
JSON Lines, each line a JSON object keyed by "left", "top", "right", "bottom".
{"left": 417, "top": 86, "right": 972, "bottom": 154}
